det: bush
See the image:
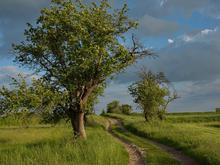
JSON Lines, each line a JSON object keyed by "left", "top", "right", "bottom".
{"left": 107, "top": 101, "right": 121, "bottom": 113}
{"left": 120, "top": 104, "right": 132, "bottom": 115}
{"left": 106, "top": 101, "right": 132, "bottom": 115}
{"left": 100, "top": 109, "right": 106, "bottom": 116}
{"left": 216, "top": 108, "right": 220, "bottom": 113}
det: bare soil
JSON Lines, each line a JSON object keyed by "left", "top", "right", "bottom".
{"left": 106, "top": 118, "right": 146, "bottom": 165}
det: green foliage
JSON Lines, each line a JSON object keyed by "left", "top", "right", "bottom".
{"left": 13, "top": 0, "right": 151, "bottom": 115}
{"left": 120, "top": 104, "right": 132, "bottom": 115}
{"left": 0, "top": 75, "right": 67, "bottom": 124}
{"left": 216, "top": 108, "right": 220, "bottom": 113}
{"left": 106, "top": 100, "right": 133, "bottom": 115}
{"left": 107, "top": 100, "right": 121, "bottom": 113}
{"left": 129, "top": 70, "right": 177, "bottom": 121}
{"left": 100, "top": 109, "right": 106, "bottom": 116}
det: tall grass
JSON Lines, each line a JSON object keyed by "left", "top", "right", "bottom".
{"left": 112, "top": 127, "right": 180, "bottom": 165}
{"left": 0, "top": 116, "right": 128, "bottom": 165}
{"left": 107, "top": 113, "right": 220, "bottom": 165}
{"left": 0, "top": 115, "right": 42, "bottom": 128}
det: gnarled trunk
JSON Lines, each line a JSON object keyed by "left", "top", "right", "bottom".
{"left": 69, "top": 111, "right": 86, "bottom": 139}
{"left": 68, "top": 86, "right": 95, "bottom": 139}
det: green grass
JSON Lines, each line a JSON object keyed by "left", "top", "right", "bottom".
{"left": 106, "top": 113, "right": 220, "bottom": 165}
{"left": 0, "top": 116, "right": 128, "bottom": 165}
{"left": 167, "top": 112, "right": 220, "bottom": 123}
{"left": 0, "top": 115, "right": 42, "bottom": 127}
{"left": 112, "top": 126, "right": 180, "bottom": 165}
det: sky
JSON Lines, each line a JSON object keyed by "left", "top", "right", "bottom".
{"left": 1, "top": 0, "right": 220, "bottom": 113}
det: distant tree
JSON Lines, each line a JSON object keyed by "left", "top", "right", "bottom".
{"left": 100, "top": 109, "right": 106, "bottom": 116}
{"left": 106, "top": 101, "right": 132, "bottom": 115}
{"left": 12, "top": 0, "right": 151, "bottom": 138}
{"left": 216, "top": 108, "right": 220, "bottom": 113}
{"left": 120, "top": 104, "right": 132, "bottom": 115}
{"left": 107, "top": 100, "right": 121, "bottom": 113}
{"left": 129, "top": 70, "right": 178, "bottom": 121}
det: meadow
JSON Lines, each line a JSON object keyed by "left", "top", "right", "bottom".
{"left": 1, "top": 112, "right": 220, "bottom": 165}
{"left": 107, "top": 112, "right": 220, "bottom": 165}
{"left": 0, "top": 115, "right": 128, "bottom": 165}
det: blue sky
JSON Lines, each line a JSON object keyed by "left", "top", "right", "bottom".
{"left": 1, "top": 0, "right": 220, "bottom": 113}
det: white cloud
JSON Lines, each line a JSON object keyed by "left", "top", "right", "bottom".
{"left": 168, "top": 38, "right": 174, "bottom": 44}
{"left": 160, "top": 0, "right": 168, "bottom": 7}
{"left": 201, "top": 28, "right": 217, "bottom": 35}
{"left": 179, "top": 27, "right": 218, "bottom": 43}
{"left": 182, "top": 35, "right": 193, "bottom": 42}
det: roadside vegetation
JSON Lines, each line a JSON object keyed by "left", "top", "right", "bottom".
{"left": 112, "top": 126, "right": 180, "bottom": 165}
{"left": 106, "top": 112, "right": 220, "bottom": 165}
{"left": 0, "top": 115, "right": 128, "bottom": 165}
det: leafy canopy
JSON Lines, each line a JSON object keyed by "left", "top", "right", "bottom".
{"left": 129, "top": 70, "right": 178, "bottom": 121}
{"left": 106, "top": 100, "right": 132, "bottom": 115}
{"left": 13, "top": 0, "right": 149, "bottom": 93}
{"left": 0, "top": 75, "right": 65, "bottom": 120}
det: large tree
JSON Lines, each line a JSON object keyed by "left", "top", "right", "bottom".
{"left": 13, "top": 0, "right": 151, "bottom": 138}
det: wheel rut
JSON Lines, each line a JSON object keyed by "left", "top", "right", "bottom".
{"left": 106, "top": 117, "right": 198, "bottom": 165}
{"left": 106, "top": 118, "right": 146, "bottom": 165}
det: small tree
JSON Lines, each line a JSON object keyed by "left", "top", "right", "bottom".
{"left": 12, "top": 0, "right": 151, "bottom": 138}
{"left": 120, "top": 104, "right": 132, "bottom": 115}
{"left": 0, "top": 75, "right": 65, "bottom": 123}
{"left": 216, "top": 108, "right": 220, "bottom": 113}
{"left": 107, "top": 100, "right": 121, "bottom": 113}
{"left": 129, "top": 70, "right": 178, "bottom": 121}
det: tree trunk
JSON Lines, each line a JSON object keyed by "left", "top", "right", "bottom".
{"left": 70, "top": 111, "right": 87, "bottom": 139}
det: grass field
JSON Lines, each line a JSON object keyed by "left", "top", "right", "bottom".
{"left": 106, "top": 112, "right": 220, "bottom": 165}
{"left": 1, "top": 112, "right": 220, "bottom": 165}
{"left": 0, "top": 116, "right": 128, "bottom": 165}
{"left": 112, "top": 126, "right": 180, "bottom": 165}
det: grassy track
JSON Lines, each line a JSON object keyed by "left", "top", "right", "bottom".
{"left": 106, "top": 112, "right": 220, "bottom": 165}
{"left": 0, "top": 116, "right": 128, "bottom": 165}
{"left": 112, "top": 126, "right": 180, "bottom": 165}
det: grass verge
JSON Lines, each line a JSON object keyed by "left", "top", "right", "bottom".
{"left": 0, "top": 116, "right": 128, "bottom": 165}
{"left": 106, "top": 113, "right": 220, "bottom": 165}
{"left": 112, "top": 126, "right": 180, "bottom": 165}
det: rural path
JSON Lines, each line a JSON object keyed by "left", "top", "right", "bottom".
{"left": 106, "top": 117, "right": 198, "bottom": 165}
{"left": 149, "top": 140, "right": 198, "bottom": 165}
{"left": 106, "top": 118, "right": 146, "bottom": 165}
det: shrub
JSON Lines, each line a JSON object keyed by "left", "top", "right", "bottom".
{"left": 106, "top": 101, "right": 132, "bottom": 115}
{"left": 120, "top": 104, "right": 132, "bottom": 115}
{"left": 100, "top": 109, "right": 106, "bottom": 116}
{"left": 107, "top": 101, "right": 121, "bottom": 113}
